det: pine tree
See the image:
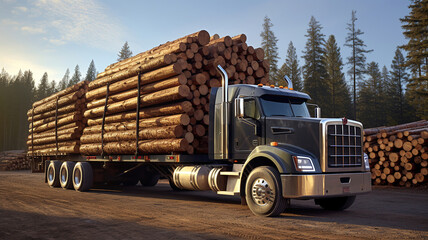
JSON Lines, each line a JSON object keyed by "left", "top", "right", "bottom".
{"left": 323, "top": 35, "right": 351, "bottom": 118}
{"left": 260, "top": 16, "right": 279, "bottom": 84}
{"left": 47, "top": 80, "right": 57, "bottom": 96}
{"left": 69, "top": 65, "right": 81, "bottom": 87}
{"left": 302, "top": 16, "right": 328, "bottom": 110}
{"left": 387, "top": 48, "right": 408, "bottom": 125}
{"left": 277, "top": 41, "right": 303, "bottom": 91}
{"left": 400, "top": 0, "right": 428, "bottom": 119}
{"left": 345, "top": 10, "right": 373, "bottom": 120}
{"left": 85, "top": 60, "right": 97, "bottom": 82}
{"left": 59, "top": 68, "right": 70, "bottom": 90}
{"left": 117, "top": 41, "right": 133, "bottom": 61}
{"left": 379, "top": 66, "right": 389, "bottom": 125}
{"left": 37, "top": 72, "right": 49, "bottom": 100}
{"left": 358, "top": 62, "right": 382, "bottom": 128}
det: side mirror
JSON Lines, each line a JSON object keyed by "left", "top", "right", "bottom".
{"left": 315, "top": 107, "right": 321, "bottom": 118}
{"left": 235, "top": 98, "right": 244, "bottom": 118}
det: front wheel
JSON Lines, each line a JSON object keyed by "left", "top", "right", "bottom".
{"left": 315, "top": 196, "right": 356, "bottom": 210}
{"left": 245, "top": 166, "right": 287, "bottom": 217}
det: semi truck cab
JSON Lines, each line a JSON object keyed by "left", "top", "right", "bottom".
{"left": 205, "top": 66, "right": 371, "bottom": 216}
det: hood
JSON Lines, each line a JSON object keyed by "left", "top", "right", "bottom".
{"left": 265, "top": 117, "right": 321, "bottom": 161}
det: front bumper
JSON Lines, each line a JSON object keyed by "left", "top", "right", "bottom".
{"left": 281, "top": 172, "right": 371, "bottom": 199}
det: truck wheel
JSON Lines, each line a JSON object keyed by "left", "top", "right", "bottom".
{"left": 59, "top": 161, "right": 76, "bottom": 189}
{"left": 47, "top": 160, "right": 61, "bottom": 188}
{"left": 140, "top": 168, "right": 160, "bottom": 187}
{"left": 72, "top": 162, "right": 93, "bottom": 192}
{"left": 245, "top": 166, "right": 287, "bottom": 217}
{"left": 123, "top": 178, "right": 139, "bottom": 186}
{"left": 315, "top": 196, "right": 356, "bottom": 211}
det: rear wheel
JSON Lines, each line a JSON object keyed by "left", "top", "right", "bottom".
{"left": 60, "top": 161, "right": 76, "bottom": 189}
{"left": 315, "top": 196, "right": 356, "bottom": 210}
{"left": 245, "top": 166, "right": 287, "bottom": 217}
{"left": 139, "top": 167, "right": 160, "bottom": 187}
{"left": 72, "top": 162, "right": 93, "bottom": 192}
{"left": 47, "top": 160, "right": 61, "bottom": 188}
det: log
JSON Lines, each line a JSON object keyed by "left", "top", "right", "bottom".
{"left": 87, "top": 101, "right": 193, "bottom": 126}
{"left": 26, "top": 133, "right": 79, "bottom": 145}
{"left": 80, "top": 125, "right": 184, "bottom": 144}
{"left": 28, "top": 102, "right": 82, "bottom": 122}
{"left": 28, "top": 127, "right": 81, "bottom": 140}
{"left": 31, "top": 81, "right": 87, "bottom": 108}
{"left": 363, "top": 120, "right": 428, "bottom": 135}
{"left": 84, "top": 85, "right": 190, "bottom": 118}
{"left": 80, "top": 138, "right": 189, "bottom": 155}
{"left": 30, "top": 114, "right": 83, "bottom": 133}
{"left": 27, "top": 89, "right": 85, "bottom": 116}
{"left": 86, "top": 63, "right": 185, "bottom": 101}
{"left": 83, "top": 114, "right": 189, "bottom": 134}
{"left": 86, "top": 75, "right": 187, "bottom": 109}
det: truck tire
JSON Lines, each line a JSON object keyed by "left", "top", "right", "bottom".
{"left": 47, "top": 160, "right": 61, "bottom": 188}
{"left": 315, "top": 196, "right": 356, "bottom": 211}
{"left": 72, "top": 162, "right": 93, "bottom": 192}
{"left": 245, "top": 166, "right": 287, "bottom": 217}
{"left": 59, "top": 161, "right": 76, "bottom": 189}
{"left": 123, "top": 178, "right": 139, "bottom": 186}
{"left": 139, "top": 167, "right": 160, "bottom": 187}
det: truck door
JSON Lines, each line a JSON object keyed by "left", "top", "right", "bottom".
{"left": 232, "top": 97, "right": 262, "bottom": 159}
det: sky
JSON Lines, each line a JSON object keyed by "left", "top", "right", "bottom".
{"left": 0, "top": 0, "right": 410, "bottom": 86}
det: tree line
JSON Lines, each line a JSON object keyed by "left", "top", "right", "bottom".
{"left": 261, "top": 0, "right": 427, "bottom": 128}
{"left": 0, "top": 41, "right": 134, "bottom": 151}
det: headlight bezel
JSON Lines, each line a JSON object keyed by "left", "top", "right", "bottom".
{"left": 293, "top": 156, "right": 316, "bottom": 172}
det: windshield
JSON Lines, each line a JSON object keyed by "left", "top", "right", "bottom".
{"left": 259, "top": 95, "right": 310, "bottom": 117}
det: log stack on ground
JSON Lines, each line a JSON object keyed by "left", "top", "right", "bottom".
{"left": 26, "top": 81, "right": 88, "bottom": 155}
{"left": 0, "top": 150, "right": 30, "bottom": 171}
{"left": 80, "top": 30, "right": 269, "bottom": 155}
{"left": 364, "top": 120, "right": 428, "bottom": 187}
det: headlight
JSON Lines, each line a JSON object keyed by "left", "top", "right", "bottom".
{"left": 293, "top": 156, "right": 315, "bottom": 172}
{"left": 364, "top": 153, "right": 370, "bottom": 171}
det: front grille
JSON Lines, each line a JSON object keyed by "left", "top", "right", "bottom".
{"left": 327, "top": 124, "right": 362, "bottom": 168}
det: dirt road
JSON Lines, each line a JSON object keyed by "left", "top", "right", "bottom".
{"left": 0, "top": 171, "right": 427, "bottom": 239}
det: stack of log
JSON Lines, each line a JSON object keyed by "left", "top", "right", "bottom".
{"left": 0, "top": 150, "right": 30, "bottom": 171}
{"left": 364, "top": 120, "right": 428, "bottom": 187}
{"left": 27, "top": 81, "right": 88, "bottom": 155}
{"left": 80, "top": 30, "right": 268, "bottom": 155}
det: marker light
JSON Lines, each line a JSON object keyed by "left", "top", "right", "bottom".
{"left": 279, "top": 86, "right": 284, "bottom": 89}
{"left": 293, "top": 156, "right": 315, "bottom": 172}
{"left": 270, "top": 85, "right": 275, "bottom": 88}
{"left": 270, "top": 142, "right": 278, "bottom": 147}
{"left": 289, "top": 88, "right": 293, "bottom": 90}
{"left": 258, "top": 84, "right": 263, "bottom": 87}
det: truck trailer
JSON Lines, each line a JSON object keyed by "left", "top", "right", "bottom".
{"left": 32, "top": 65, "right": 371, "bottom": 217}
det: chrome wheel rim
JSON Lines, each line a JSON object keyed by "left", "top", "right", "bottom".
{"left": 74, "top": 168, "right": 81, "bottom": 186}
{"left": 48, "top": 166, "right": 54, "bottom": 182}
{"left": 61, "top": 167, "right": 67, "bottom": 183}
{"left": 251, "top": 178, "right": 275, "bottom": 206}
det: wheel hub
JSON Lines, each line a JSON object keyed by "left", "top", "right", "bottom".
{"left": 251, "top": 178, "right": 275, "bottom": 206}
{"left": 74, "top": 168, "right": 81, "bottom": 185}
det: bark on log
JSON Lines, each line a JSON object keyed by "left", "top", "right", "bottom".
{"left": 83, "top": 114, "right": 189, "bottom": 134}
{"left": 81, "top": 125, "right": 184, "bottom": 144}
{"left": 27, "top": 89, "right": 85, "bottom": 117}
{"left": 86, "top": 65, "right": 186, "bottom": 101}
{"left": 87, "top": 101, "right": 193, "bottom": 126}
{"left": 28, "top": 127, "right": 81, "bottom": 140}
{"left": 84, "top": 85, "right": 190, "bottom": 118}
{"left": 88, "top": 61, "right": 185, "bottom": 93}
{"left": 30, "top": 114, "right": 83, "bottom": 133}
{"left": 28, "top": 102, "right": 82, "bottom": 122}
{"left": 26, "top": 133, "right": 80, "bottom": 145}
{"left": 80, "top": 138, "right": 189, "bottom": 155}
{"left": 87, "top": 75, "right": 187, "bottom": 109}
{"left": 32, "top": 81, "right": 87, "bottom": 108}
{"left": 363, "top": 120, "right": 428, "bottom": 135}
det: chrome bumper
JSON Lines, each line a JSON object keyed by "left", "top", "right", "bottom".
{"left": 281, "top": 172, "right": 371, "bottom": 199}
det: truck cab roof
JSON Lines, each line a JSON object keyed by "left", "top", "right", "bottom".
{"left": 216, "top": 84, "right": 311, "bottom": 102}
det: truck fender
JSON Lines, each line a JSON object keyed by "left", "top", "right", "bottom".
{"left": 239, "top": 146, "right": 294, "bottom": 197}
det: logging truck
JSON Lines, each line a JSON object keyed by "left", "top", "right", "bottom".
{"left": 33, "top": 66, "right": 371, "bottom": 217}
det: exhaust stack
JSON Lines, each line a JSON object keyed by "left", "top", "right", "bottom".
{"left": 216, "top": 65, "right": 229, "bottom": 160}
{"left": 284, "top": 75, "right": 293, "bottom": 90}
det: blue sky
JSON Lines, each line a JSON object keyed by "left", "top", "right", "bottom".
{"left": 0, "top": 0, "right": 409, "bottom": 85}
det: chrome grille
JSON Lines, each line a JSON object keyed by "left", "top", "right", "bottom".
{"left": 327, "top": 124, "right": 362, "bottom": 168}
